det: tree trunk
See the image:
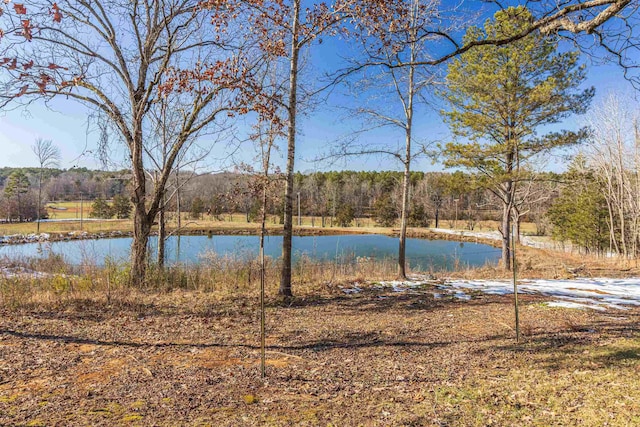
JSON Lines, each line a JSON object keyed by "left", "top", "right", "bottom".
{"left": 176, "top": 173, "right": 181, "bottom": 230}
{"left": 511, "top": 208, "right": 521, "bottom": 244}
{"left": 131, "top": 205, "right": 151, "bottom": 286}
{"left": 618, "top": 202, "right": 627, "bottom": 258}
{"left": 605, "top": 193, "right": 619, "bottom": 254}
{"left": 397, "top": 1, "right": 416, "bottom": 280}
{"left": 157, "top": 200, "right": 166, "bottom": 269}
{"left": 398, "top": 111, "right": 414, "bottom": 278}
{"left": 37, "top": 170, "right": 43, "bottom": 233}
{"left": 616, "top": 134, "right": 628, "bottom": 258}
{"left": 500, "top": 128, "right": 516, "bottom": 270}
{"left": 279, "top": 0, "right": 300, "bottom": 298}
{"left": 17, "top": 194, "right": 22, "bottom": 222}
{"left": 398, "top": 159, "right": 410, "bottom": 279}
{"left": 130, "top": 126, "right": 150, "bottom": 286}
{"left": 501, "top": 202, "right": 511, "bottom": 270}
{"left": 259, "top": 183, "right": 267, "bottom": 378}
{"left": 259, "top": 154, "right": 271, "bottom": 378}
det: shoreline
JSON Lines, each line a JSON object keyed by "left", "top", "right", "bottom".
{"left": 0, "top": 225, "right": 503, "bottom": 249}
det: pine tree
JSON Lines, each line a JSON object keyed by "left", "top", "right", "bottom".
{"left": 112, "top": 195, "right": 132, "bottom": 219}
{"left": 335, "top": 204, "right": 355, "bottom": 227}
{"left": 373, "top": 196, "right": 397, "bottom": 227}
{"left": 90, "top": 198, "right": 113, "bottom": 219}
{"left": 190, "top": 197, "right": 205, "bottom": 220}
{"left": 4, "top": 170, "right": 31, "bottom": 221}
{"left": 547, "top": 157, "right": 609, "bottom": 253}
{"left": 441, "top": 6, "right": 593, "bottom": 269}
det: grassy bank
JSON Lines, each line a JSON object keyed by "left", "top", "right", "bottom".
{"left": 0, "top": 252, "right": 402, "bottom": 309}
{"left": 1, "top": 209, "right": 539, "bottom": 238}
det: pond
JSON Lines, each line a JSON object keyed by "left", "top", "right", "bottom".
{"left": 0, "top": 234, "right": 501, "bottom": 271}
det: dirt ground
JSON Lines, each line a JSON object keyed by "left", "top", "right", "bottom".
{"left": 0, "top": 282, "right": 638, "bottom": 426}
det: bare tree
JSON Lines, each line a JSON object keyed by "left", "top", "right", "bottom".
{"left": 337, "top": 0, "right": 639, "bottom": 87}
{"left": 228, "top": 0, "right": 348, "bottom": 297}
{"left": 584, "top": 92, "right": 640, "bottom": 257}
{"left": 32, "top": 138, "right": 60, "bottom": 233}
{"left": 146, "top": 91, "right": 224, "bottom": 269}
{"left": 1, "top": 1, "right": 259, "bottom": 285}
{"left": 338, "top": 0, "right": 440, "bottom": 279}
{"left": 252, "top": 83, "right": 284, "bottom": 377}
{"left": 274, "top": 1, "right": 349, "bottom": 297}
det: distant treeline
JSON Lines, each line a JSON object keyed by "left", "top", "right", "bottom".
{"left": 0, "top": 167, "right": 130, "bottom": 201}
{"left": 2, "top": 167, "right": 554, "bottom": 230}
{"left": 175, "top": 170, "right": 559, "bottom": 233}
{"left": 0, "top": 167, "right": 130, "bottom": 222}
{"left": 4, "top": 165, "right": 630, "bottom": 259}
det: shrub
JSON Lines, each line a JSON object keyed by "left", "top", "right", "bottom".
{"left": 112, "top": 195, "right": 132, "bottom": 219}
{"left": 90, "top": 197, "right": 113, "bottom": 218}
{"left": 335, "top": 204, "right": 355, "bottom": 227}
{"left": 373, "top": 196, "right": 397, "bottom": 227}
{"left": 408, "top": 202, "right": 430, "bottom": 227}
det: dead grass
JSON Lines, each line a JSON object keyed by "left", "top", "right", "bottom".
{"left": 0, "top": 252, "right": 402, "bottom": 312}
{"left": 0, "top": 237, "right": 636, "bottom": 312}
{"left": 0, "top": 282, "right": 637, "bottom": 426}
{"left": 441, "top": 243, "right": 640, "bottom": 281}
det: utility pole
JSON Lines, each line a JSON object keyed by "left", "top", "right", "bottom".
{"left": 454, "top": 198, "right": 459, "bottom": 229}
{"left": 80, "top": 193, "right": 84, "bottom": 231}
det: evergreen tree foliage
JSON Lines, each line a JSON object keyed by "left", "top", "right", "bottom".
{"left": 408, "top": 202, "right": 429, "bottom": 227}
{"left": 441, "top": 6, "right": 593, "bottom": 269}
{"left": 547, "top": 157, "right": 609, "bottom": 253}
{"left": 90, "top": 198, "right": 113, "bottom": 219}
{"left": 335, "top": 204, "right": 355, "bottom": 227}
{"left": 112, "top": 195, "right": 132, "bottom": 219}
{"left": 190, "top": 197, "right": 205, "bottom": 220}
{"left": 4, "top": 170, "right": 30, "bottom": 199}
{"left": 373, "top": 196, "right": 397, "bottom": 227}
{"left": 4, "top": 170, "right": 31, "bottom": 221}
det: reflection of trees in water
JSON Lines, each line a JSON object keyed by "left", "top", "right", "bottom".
{"left": 3, "top": 235, "right": 501, "bottom": 272}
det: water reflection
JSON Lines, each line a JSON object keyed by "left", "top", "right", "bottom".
{"left": 0, "top": 234, "right": 501, "bottom": 271}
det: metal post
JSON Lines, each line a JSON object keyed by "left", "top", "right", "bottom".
{"left": 512, "top": 224, "right": 520, "bottom": 343}
{"left": 80, "top": 193, "right": 84, "bottom": 231}
{"left": 454, "top": 198, "right": 459, "bottom": 229}
{"left": 260, "top": 241, "right": 266, "bottom": 378}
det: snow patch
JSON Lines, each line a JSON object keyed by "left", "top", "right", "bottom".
{"left": 341, "top": 283, "right": 362, "bottom": 294}
{"left": 339, "top": 276, "right": 640, "bottom": 310}
{"left": 431, "top": 228, "right": 502, "bottom": 242}
{"left": 545, "top": 301, "right": 607, "bottom": 311}
{"left": 446, "top": 278, "right": 640, "bottom": 310}
{"left": 0, "top": 266, "right": 52, "bottom": 279}
{"left": 454, "top": 291, "right": 472, "bottom": 300}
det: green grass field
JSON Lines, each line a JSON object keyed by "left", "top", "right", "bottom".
{"left": 45, "top": 201, "right": 93, "bottom": 220}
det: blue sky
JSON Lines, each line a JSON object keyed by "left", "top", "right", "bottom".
{"left": 0, "top": 1, "right": 637, "bottom": 173}
{"left": 1, "top": 66, "right": 630, "bottom": 174}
